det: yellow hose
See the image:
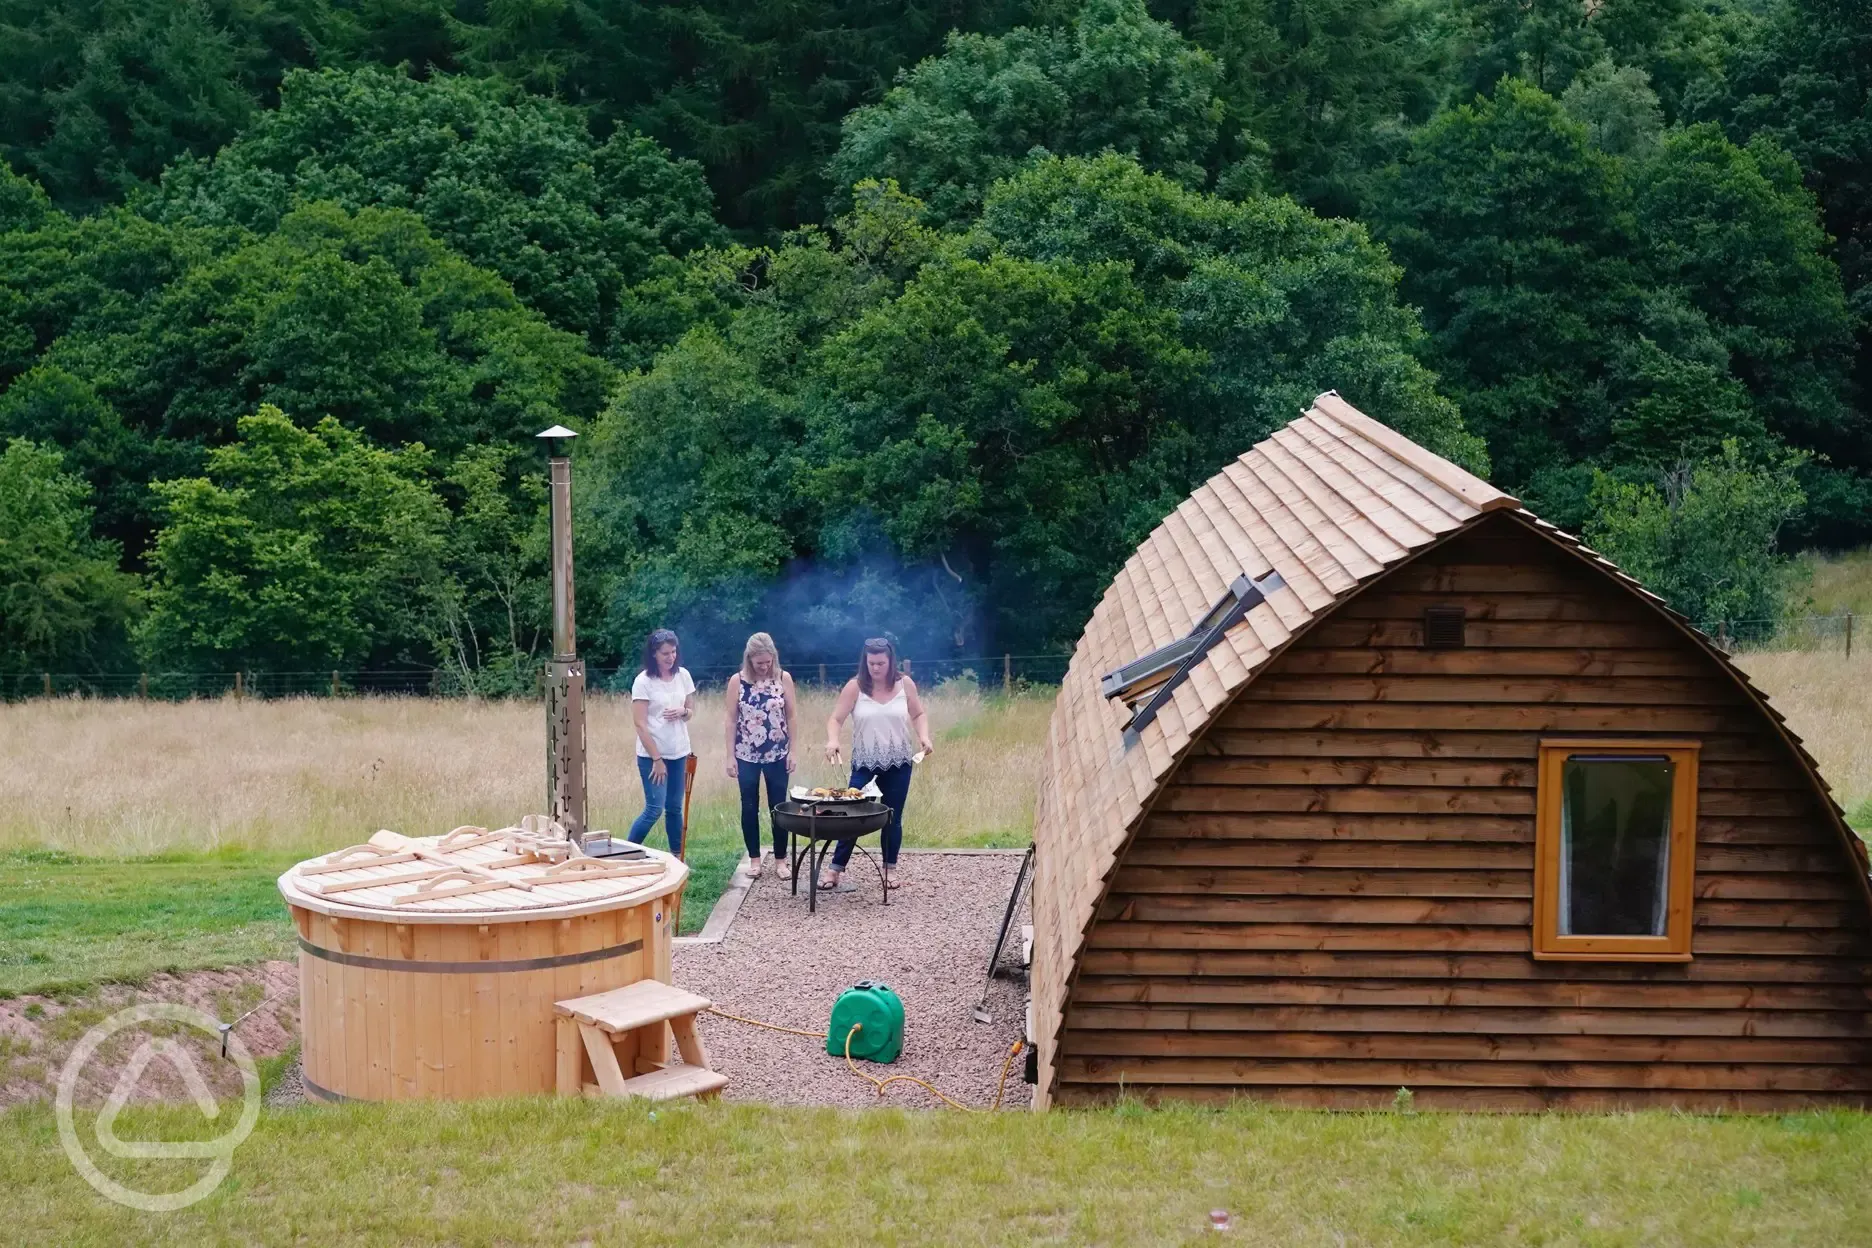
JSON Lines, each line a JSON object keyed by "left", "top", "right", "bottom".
{"left": 842, "top": 1024, "right": 1024, "bottom": 1113}
{"left": 703, "top": 1005, "right": 828, "bottom": 1039}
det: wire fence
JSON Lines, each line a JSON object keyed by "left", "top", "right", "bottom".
{"left": 3, "top": 613, "right": 1857, "bottom": 703}
{"left": 1696, "top": 612, "right": 1859, "bottom": 655}
{"left": 1, "top": 654, "right": 1078, "bottom": 703}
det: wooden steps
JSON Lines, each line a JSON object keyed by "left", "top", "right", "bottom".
{"left": 582, "top": 1064, "right": 729, "bottom": 1102}
{"left": 554, "top": 980, "right": 727, "bottom": 1103}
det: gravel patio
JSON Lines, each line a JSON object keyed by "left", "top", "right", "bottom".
{"left": 673, "top": 850, "right": 1032, "bottom": 1111}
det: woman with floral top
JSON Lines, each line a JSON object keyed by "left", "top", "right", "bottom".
{"left": 723, "top": 632, "right": 799, "bottom": 879}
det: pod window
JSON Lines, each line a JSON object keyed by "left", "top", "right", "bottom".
{"left": 1533, "top": 739, "right": 1699, "bottom": 961}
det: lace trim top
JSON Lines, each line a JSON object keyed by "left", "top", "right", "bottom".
{"left": 849, "top": 682, "right": 915, "bottom": 771}
{"left": 733, "top": 676, "right": 789, "bottom": 763}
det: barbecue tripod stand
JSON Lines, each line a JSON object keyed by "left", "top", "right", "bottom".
{"left": 972, "top": 842, "right": 1034, "bottom": 1024}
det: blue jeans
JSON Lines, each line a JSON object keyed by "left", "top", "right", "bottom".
{"left": 737, "top": 758, "right": 790, "bottom": 860}
{"left": 832, "top": 762, "right": 911, "bottom": 869}
{"left": 627, "top": 754, "right": 687, "bottom": 854}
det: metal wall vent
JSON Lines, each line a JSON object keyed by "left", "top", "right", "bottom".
{"left": 1423, "top": 605, "right": 1467, "bottom": 649}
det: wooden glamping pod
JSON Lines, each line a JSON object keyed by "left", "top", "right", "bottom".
{"left": 1031, "top": 392, "right": 1872, "bottom": 1112}
{"left": 279, "top": 823, "right": 686, "bottom": 1101}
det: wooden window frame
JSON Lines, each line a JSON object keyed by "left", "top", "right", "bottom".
{"left": 1533, "top": 738, "right": 1700, "bottom": 962}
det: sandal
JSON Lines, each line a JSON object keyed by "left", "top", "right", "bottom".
{"left": 819, "top": 871, "right": 857, "bottom": 893}
{"left": 884, "top": 870, "right": 904, "bottom": 890}
{"left": 740, "top": 857, "right": 762, "bottom": 880}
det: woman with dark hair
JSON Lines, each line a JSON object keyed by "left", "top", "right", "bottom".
{"left": 627, "top": 628, "right": 695, "bottom": 853}
{"left": 821, "top": 637, "right": 933, "bottom": 892}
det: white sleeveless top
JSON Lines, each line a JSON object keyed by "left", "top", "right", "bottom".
{"left": 850, "top": 682, "right": 915, "bottom": 771}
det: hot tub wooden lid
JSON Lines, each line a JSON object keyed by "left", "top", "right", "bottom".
{"left": 278, "top": 825, "right": 686, "bottom": 923}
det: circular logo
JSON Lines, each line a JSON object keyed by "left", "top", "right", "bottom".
{"left": 55, "top": 1003, "right": 261, "bottom": 1212}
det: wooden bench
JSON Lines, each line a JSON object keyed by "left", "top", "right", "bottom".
{"left": 553, "top": 981, "right": 728, "bottom": 1102}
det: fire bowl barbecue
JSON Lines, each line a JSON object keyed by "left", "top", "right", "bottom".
{"left": 770, "top": 799, "right": 892, "bottom": 913}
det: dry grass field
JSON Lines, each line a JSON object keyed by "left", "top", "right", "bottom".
{"left": 0, "top": 649, "right": 1864, "bottom": 855}
{"left": 1733, "top": 650, "right": 1872, "bottom": 827}
{"left": 0, "top": 685, "right": 1049, "bottom": 856}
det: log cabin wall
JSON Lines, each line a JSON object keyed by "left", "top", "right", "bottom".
{"left": 1056, "top": 515, "right": 1872, "bottom": 1110}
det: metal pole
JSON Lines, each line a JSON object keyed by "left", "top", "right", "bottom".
{"left": 539, "top": 427, "right": 586, "bottom": 843}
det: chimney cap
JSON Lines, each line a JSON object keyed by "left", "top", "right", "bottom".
{"left": 536, "top": 424, "right": 579, "bottom": 440}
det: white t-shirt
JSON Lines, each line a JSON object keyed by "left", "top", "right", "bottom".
{"left": 631, "top": 667, "right": 696, "bottom": 759}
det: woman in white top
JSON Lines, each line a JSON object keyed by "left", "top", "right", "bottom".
{"left": 821, "top": 637, "right": 934, "bottom": 891}
{"left": 626, "top": 628, "right": 696, "bottom": 854}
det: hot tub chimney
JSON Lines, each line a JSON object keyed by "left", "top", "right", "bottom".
{"left": 538, "top": 425, "right": 585, "bottom": 841}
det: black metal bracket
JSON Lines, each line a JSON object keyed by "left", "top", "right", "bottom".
{"left": 1117, "top": 569, "right": 1285, "bottom": 749}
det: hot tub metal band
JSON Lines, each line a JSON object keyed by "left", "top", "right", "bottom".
{"left": 296, "top": 936, "right": 643, "bottom": 975}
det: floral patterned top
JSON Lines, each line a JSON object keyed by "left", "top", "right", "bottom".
{"left": 733, "top": 676, "right": 790, "bottom": 764}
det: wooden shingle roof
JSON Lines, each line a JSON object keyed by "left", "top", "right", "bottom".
{"left": 1028, "top": 392, "right": 1869, "bottom": 1106}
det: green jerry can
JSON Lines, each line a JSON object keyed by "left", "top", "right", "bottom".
{"left": 827, "top": 980, "right": 904, "bottom": 1063}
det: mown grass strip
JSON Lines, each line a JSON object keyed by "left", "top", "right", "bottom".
{"left": 3, "top": 1098, "right": 1869, "bottom": 1245}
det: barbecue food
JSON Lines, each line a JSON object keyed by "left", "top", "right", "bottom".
{"left": 809, "top": 786, "right": 865, "bottom": 799}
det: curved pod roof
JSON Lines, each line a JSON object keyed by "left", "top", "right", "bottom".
{"left": 1029, "top": 392, "right": 1870, "bottom": 1107}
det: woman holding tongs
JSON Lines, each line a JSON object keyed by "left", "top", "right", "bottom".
{"left": 820, "top": 637, "right": 934, "bottom": 892}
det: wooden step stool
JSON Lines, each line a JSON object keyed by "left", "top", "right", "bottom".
{"left": 554, "top": 981, "right": 729, "bottom": 1102}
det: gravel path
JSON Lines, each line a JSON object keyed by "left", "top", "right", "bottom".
{"left": 674, "top": 851, "right": 1031, "bottom": 1111}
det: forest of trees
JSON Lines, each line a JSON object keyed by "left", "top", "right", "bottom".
{"left": 0, "top": 0, "right": 1865, "bottom": 685}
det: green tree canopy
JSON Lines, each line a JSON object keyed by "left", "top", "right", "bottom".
{"left": 1585, "top": 440, "right": 1806, "bottom": 626}
{"left": 830, "top": 0, "right": 1223, "bottom": 225}
{"left": 0, "top": 436, "right": 135, "bottom": 675}
{"left": 0, "top": 0, "right": 328, "bottom": 211}
{"left": 150, "top": 67, "right": 724, "bottom": 361}
{"left": 1368, "top": 77, "right": 1856, "bottom": 533}
{"left": 593, "top": 160, "right": 1479, "bottom": 655}
{"left": 1153, "top": 0, "right": 1439, "bottom": 216}
{"left": 2, "top": 200, "right": 611, "bottom": 556}
{"left": 138, "top": 406, "right": 451, "bottom": 671}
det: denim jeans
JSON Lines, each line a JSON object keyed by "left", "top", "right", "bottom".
{"left": 626, "top": 753, "right": 687, "bottom": 854}
{"left": 831, "top": 762, "right": 911, "bottom": 869}
{"left": 736, "top": 758, "right": 790, "bottom": 860}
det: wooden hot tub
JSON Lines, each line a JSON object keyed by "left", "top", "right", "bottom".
{"left": 278, "top": 824, "right": 687, "bottom": 1102}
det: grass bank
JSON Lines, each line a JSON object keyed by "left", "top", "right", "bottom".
{"left": 3, "top": 1097, "right": 1868, "bottom": 1245}
{"left": 0, "top": 687, "right": 1050, "bottom": 990}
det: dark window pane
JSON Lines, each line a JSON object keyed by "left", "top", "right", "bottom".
{"left": 1558, "top": 756, "right": 1673, "bottom": 936}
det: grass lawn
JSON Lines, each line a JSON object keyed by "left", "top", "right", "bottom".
{"left": 0, "top": 688, "right": 1048, "bottom": 992}
{"left": 3, "top": 1097, "right": 1869, "bottom": 1245}
{"left": 0, "top": 849, "right": 300, "bottom": 997}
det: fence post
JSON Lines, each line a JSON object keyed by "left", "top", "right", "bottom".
{"left": 902, "top": 658, "right": 912, "bottom": 677}
{"left": 234, "top": 670, "right": 244, "bottom": 701}
{"left": 332, "top": 670, "right": 340, "bottom": 696}
{"left": 139, "top": 672, "right": 148, "bottom": 699}
{"left": 1848, "top": 613, "right": 1854, "bottom": 660}
{"left": 429, "top": 669, "right": 440, "bottom": 696}
{"left": 1004, "top": 653, "right": 1013, "bottom": 687}
{"left": 818, "top": 662, "right": 827, "bottom": 685}
{"left": 42, "top": 672, "right": 51, "bottom": 698}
